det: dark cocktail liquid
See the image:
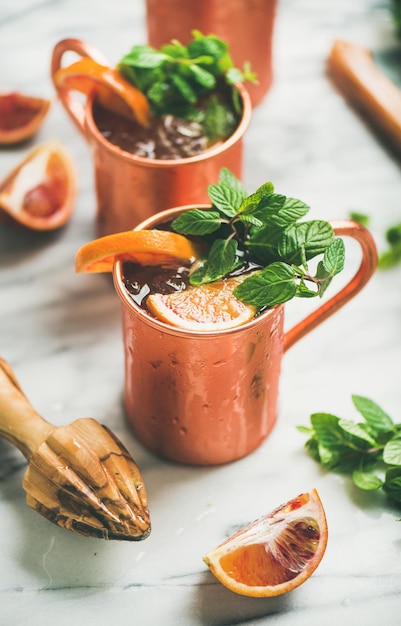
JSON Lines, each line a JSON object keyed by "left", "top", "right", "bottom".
{"left": 92, "top": 81, "right": 241, "bottom": 160}
{"left": 93, "top": 103, "right": 213, "bottom": 160}
{"left": 94, "top": 100, "right": 240, "bottom": 160}
{"left": 123, "top": 261, "right": 192, "bottom": 311}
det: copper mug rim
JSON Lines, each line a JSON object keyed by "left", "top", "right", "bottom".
{"left": 113, "top": 204, "right": 280, "bottom": 338}
{"left": 112, "top": 205, "right": 378, "bottom": 347}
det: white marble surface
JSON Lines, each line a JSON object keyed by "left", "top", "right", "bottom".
{"left": 1, "top": 1, "right": 401, "bottom": 624}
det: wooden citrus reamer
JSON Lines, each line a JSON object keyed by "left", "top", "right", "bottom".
{"left": 0, "top": 358, "right": 151, "bottom": 541}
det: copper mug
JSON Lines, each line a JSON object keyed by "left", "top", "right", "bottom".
{"left": 51, "top": 38, "right": 252, "bottom": 237}
{"left": 113, "top": 206, "right": 378, "bottom": 466}
{"left": 145, "top": 0, "right": 279, "bottom": 107}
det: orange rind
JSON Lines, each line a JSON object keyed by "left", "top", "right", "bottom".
{"left": 203, "top": 488, "right": 328, "bottom": 597}
{"left": 0, "top": 92, "right": 51, "bottom": 145}
{"left": 75, "top": 229, "right": 199, "bottom": 273}
{"left": 0, "top": 140, "right": 76, "bottom": 231}
{"left": 53, "top": 57, "right": 150, "bottom": 127}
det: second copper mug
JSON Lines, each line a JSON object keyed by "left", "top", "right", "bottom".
{"left": 146, "top": 0, "right": 279, "bottom": 106}
{"left": 51, "top": 38, "right": 252, "bottom": 237}
{"left": 113, "top": 206, "right": 378, "bottom": 466}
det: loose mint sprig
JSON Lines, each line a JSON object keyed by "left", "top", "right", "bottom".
{"left": 349, "top": 211, "right": 401, "bottom": 270}
{"left": 171, "top": 168, "right": 345, "bottom": 309}
{"left": 118, "top": 31, "right": 256, "bottom": 139}
{"left": 378, "top": 223, "right": 401, "bottom": 269}
{"left": 391, "top": 0, "right": 401, "bottom": 38}
{"left": 298, "top": 396, "right": 401, "bottom": 505}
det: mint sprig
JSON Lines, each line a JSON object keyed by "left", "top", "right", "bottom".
{"left": 378, "top": 223, "right": 401, "bottom": 269}
{"left": 117, "top": 31, "right": 256, "bottom": 139}
{"left": 298, "top": 396, "right": 401, "bottom": 505}
{"left": 349, "top": 211, "right": 401, "bottom": 270}
{"left": 171, "top": 168, "right": 345, "bottom": 309}
{"left": 391, "top": 0, "right": 401, "bottom": 38}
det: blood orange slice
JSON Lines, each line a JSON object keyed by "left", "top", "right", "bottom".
{"left": 0, "top": 140, "right": 76, "bottom": 231}
{"left": 75, "top": 230, "right": 199, "bottom": 273}
{"left": 0, "top": 92, "right": 51, "bottom": 145}
{"left": 203, "top": 489, "right": 328, "bottom": 597}
{"left": 147, "top": 275, "right": 257, "bottom": 331}
{"left": 53, "top": 58, "right": 150, "bottom": 127}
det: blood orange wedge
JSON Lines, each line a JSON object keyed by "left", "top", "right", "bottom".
{"left": 203, "top": 489, "right": 328, "bottom": 597}
{"left": 53, "top": 58, "right": 150, "bottom": 127}
{"left": 75, "top": 230, "right": 199, "bottom": 273}
{"left": 0, "top": 92, "right": 51, "bottom": 145}
{"left": 146, "top": 275, "right": 257, "bottom": 331}
{"left": 0, "top": 140, "right": 76, "bottom": 231}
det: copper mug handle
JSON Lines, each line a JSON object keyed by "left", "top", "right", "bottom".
{"left": 284, "top": 219, "right": 377, "bottom": 352}
{"left": 50, "top": 38, "right": 110, "bottom": 137}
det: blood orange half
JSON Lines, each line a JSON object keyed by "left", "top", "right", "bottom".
{"left": 0, "top": 92, "right": 51, "bottom": 145}
{"left": 203, "top": 489, "right": 328, "bottom": 597}
{"left": 0, "top": 140, "right": 76, "bottom": 231}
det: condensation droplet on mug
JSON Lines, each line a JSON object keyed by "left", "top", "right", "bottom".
{"left": 149, "top": 359, "right": 163, "bottom": 369}
{"left": 213, "top": 359, "right": 226, "bottom": 368}
{"left": 169, "top": 352, "right": 179, "bottom": 366}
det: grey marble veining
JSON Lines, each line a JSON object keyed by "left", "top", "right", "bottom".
{"left": 1, "top": 0, "right": 401, "bottom": 624}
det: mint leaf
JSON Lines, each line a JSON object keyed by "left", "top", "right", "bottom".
{"left": 226, "top": 67, "right": 246, "bottom": 83}
{"left": 120, "top": 46, "right": 167, "bottom": 68}
{"left": 189, "top": 64, "right": 216, "bottom": 89}
{"left": 208, "top": 183, "right": 242, "bottom": 217}
{"left": 384, "top": 437, "right": 401, "bottom": 466}
{"left": 171, "top": 73, "right": 198, "bottom": 103}
{"left": 353, "top": 470, "right": 383, "bottom": 490}
{"left": 349, "top": 211, "right": 370, "bottom": 227}
{"left": 238, "top": 191, "right": 271, "bottom": 216}
{"left": 238, "top": 214, "right": 264, "bottom": 228}
{"left": 378, "top": 245, "right": 401, "bottom": 269}
{"left": 310, "top": 413, "right": 344, "bottom": 449}
{"left": 378, "top": 222, "right": 401, "bottom": 270}
{"left": 187, "top": 33, "right": 229, "bottom": 63}
{"left": 191, "top": 238, "right": 238, "bottom": 284}
{"left": 252, "top": 194, "right": 287, "bottom": 223}
{"left": 315, "top": 262, "right": 333, "bottom": 298}
{"left": 296, "top": 279, "right": 319, "bottom": 298}
{"left": 317, "top": 443, "right": 338, "bottom": 467}
{"left": 352, "top": 395, "right": 395, "bottom": 434}
{"left": 279, "top": 221, "right": 335, "bottom": 265}
{"left": 314, "top": 239, "right": 344, "bottom": 298}
{"left": 160, "top": 41, "right": 188, "bottom": 58}
{"left": 270, "top": 197, "right": 310, "bottom": 227}
{"left": 254, "top": 181, "right": 275, "bottom": 197}
{"left": 338, "top": 419, "right": 377, "bottom": 448}
{"left": 245, "top": 223, "right": 285, "bottom": 264}
{"left": 218, "top": 167, "right": 248, "bottom": 199}
{"left": 203, "top": 96, "right": 237, "bottom": 141}
{"left": 322, "top": 238, "right": 345, "bottom": 276}
{"left": 234, "top": 263, "right": 297, "bottom": 307}
{"left": 172, "top": 209, "right": 221, "bottom": 235}
{"left": 383, "top": 467, "right": 401, "bottom": 503}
